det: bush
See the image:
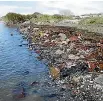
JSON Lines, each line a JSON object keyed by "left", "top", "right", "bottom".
{"left": 79, "top": 17, "right": 103, "bottom": 25}
{"left": 3, "top": 12, "right": 73, "bottom": 24}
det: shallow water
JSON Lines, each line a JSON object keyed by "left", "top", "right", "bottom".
{"left": 0, "top": 22, "right": 60, "bottom": 101}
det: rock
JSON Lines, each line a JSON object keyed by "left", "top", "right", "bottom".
{"left": 67, "top": 48, "right": 71, "bottom": 52}
{"left": 44, "top": 39, "right": 49, "bottom": 43}
{"left": 19, "top": 28, "right": 28, "bottom": 34}
{"left": 23, "top": 71, "right": 29, "bottom": 75}
{"left": 58, "top": 33, "right": 67, "bottom": 41}
{"left": 12, "top": 86, "right": 26, "bottom": 99}
{"left": 84, "top": 41, "right": 91, "bottom": 45}
{"left": 61, "top": 41, "right": 68, "bottom": 45}
{"left": 60, "top": 67, "right": 70, "bottom": 79}
{"left": 11, "top": 33, "right": 13, "bottom": 36}
{"left": 35, "top": 50, "right": 41, "bottom": 54}
{"left": 72, "top": 76, "right": 81, "bottom": 84}
{"left": 12, "top": 82, "right": 29, "bottom": 100}
{"left": 49, "top": 66, "right": 60, "bottom": 80}
{"left": 60, "top": 88, "right": 66, "bottom": 92}
{"left": 69, "top": 43, "right": 75, "bottom": 49}
{"left": 95, "top": 74, "right": 103, "bottom": 85}
{"left": 69, "top": 36, "right": 79, "bottom": 42}
{"left": 39, "top": 31, "right": 44, "bottom": 37}
{"left": 62, "top": 53, "right": 68, "bottom": 59}
{"left": 80, "top": 55, "right": 85, "bottom": 59}
{"left": 33, "top": 28, "right": 39, "bottom": 31}
{"left": 75, "top": 62, "right": 88, "bottom": 72}
{"left": 22, "top": 21, "right": 30, "bottom": 25}
{"left": 19, "top": 44, "right": 22, "bottom": 47}
{"left": 21, "top": 41, "right": 28, "bottom": 45}
{"left": 68, "top": 54, "right": 79, "bottom": 60}
{"left": 30, "top": 81, "right": 40, "bottom": 86}
{"left": 66, "top": 62, "right": 76, "bottom": 69}
{"left": 55, "top": 49, "right": 64, "bottom": 55}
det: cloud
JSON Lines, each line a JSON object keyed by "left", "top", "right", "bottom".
{"left": 43, "top": 10, "right": 59, "bottom": 15}
{"left": 0, "top": 1, "right": 103, "bottom": 16}
{"left": 0, "top": 5, "right": 32, "bottom": 16}
{"left": 40, "top": 0, "right": 103, "bottom": 15}
{"left": 0, "top": 5, "right": 15, "bottom": 16}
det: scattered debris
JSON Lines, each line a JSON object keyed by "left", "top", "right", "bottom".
{"left": 19, "top": 24, "right": 103, "bottom": 101}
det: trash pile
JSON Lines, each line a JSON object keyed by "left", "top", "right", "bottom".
{"left": 19, "top": 23, "right": 103, "bottom": 101}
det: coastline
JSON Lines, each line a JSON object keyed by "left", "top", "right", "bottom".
{"left": 4, "top": 21, "right": 103, "bottom": 100}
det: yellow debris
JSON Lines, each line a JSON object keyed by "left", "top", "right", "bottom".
{"left": 32, "top": 37, "right": 36, "bottom": 42}
{"left": 98, "top": 62, "right": 103, "bottom": 70}
{"left": 49, "top": 66, "right": 60, "bottom": 79}
{"left": 39, "top": 31, "right": 44, "bottom": 37}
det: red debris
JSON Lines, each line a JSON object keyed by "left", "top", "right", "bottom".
{"left": 43, "top": 42, "right": 56, "bottom": 47}
{"left": 86, "top": 51, "right": 98, "bottom": 60}
{"left": 69, "top": 36, "right": 79, "bottom": 42}
{"left": 35, "top": 50, "right": 41, "bottom": 54}
{"left": 75, "top": 45, "right": 89, "bottom": 51}
{"left": 100, "top": 39, "right": 103, "bottom": 44}
{"left": 97, "top": 43, "right": 103, "bottom": 48}
{"left": 87, "top": 61, "right": 98, "bottom": 72}
{"left": 76, "top": 32, "right": 82, "bottom": 37}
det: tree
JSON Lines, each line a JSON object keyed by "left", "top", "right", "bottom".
{"left": 32, "top": 12, "right": 42, "bottom": 18}
{"left": 5, "top": 12, "right": 26, "bottom": 24}
{"left": 53, "top": 14, "right": 63, "bottom": 19}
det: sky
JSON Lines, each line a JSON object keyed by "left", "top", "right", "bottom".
{"left": 0, "top": 0, "right": 103, "bottom": 17}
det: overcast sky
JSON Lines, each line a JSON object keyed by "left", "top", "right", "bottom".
{"left": 0, "top": 0, "right": 103, "bottom": 16}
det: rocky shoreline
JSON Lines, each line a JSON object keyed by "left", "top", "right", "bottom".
{"left": 13, "top": 21, "right": 103, "bottom": 100}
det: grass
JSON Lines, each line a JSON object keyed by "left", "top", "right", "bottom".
{"left": 79, "top": 17, "right": 103, "bottom": 25}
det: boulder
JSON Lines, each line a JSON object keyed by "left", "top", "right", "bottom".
{"left": 12, "top": 86, "right": 26, "bottom": 99}
{"left": 33, "top": 28, "right": 39, "bottom": 31}
{"left": 58, "top": 33, "right": 67, "bottom": 41}
{"left": 55, "top": 49, "right": 64, "bottom": 55}
{"left": 12, "top": 82, "right": 29, "bottom": 100}
{"left": 80, "top": 55, "right": 85, "bottom": 59}
{"left": 68, "top": 54, "right": 79, "bottom": 60}
{"left": 95, "top": 74, "right": 103, "bottom": 85}
{"left": 69, "top": 43, "right": 75, "bottom": 49}
{"left": 61, "top": 41, "right": 68, "bottom": 45}
{"left": 49, "top": 66, "right": 60, "bottom": 80}
{"left": 30, "top": 81, "right": 40, "bottom": 86}
{"left": 72, "top": 76, "right": 80, "bottom": 84}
